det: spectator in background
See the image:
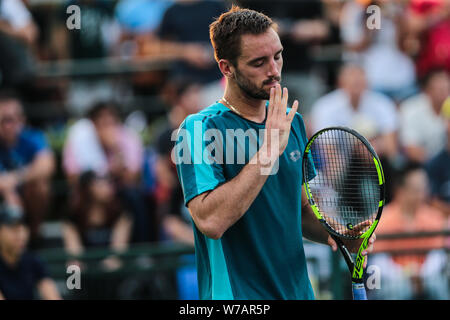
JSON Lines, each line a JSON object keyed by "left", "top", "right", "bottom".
{"left": 153, "top": 77, "right": 201, "bottom": 299}
{"left": 399, "top": 68, "right": 450, "bottom": 163}
{"left": 340, "top": 0, "right": 417, "bottom": 102}
{"left": 55, "top": 0, "right": 122, "bottom": 116}
{"left": 310, "top": 64, "right": 399, "bottom": 201}
{"left": 63, "top": 101, "right": 155, "bottom": 243}
{"left": 0, "top": 0, "right": 38, "bottom": 88}
{"left": 310, "top": 63, "right": 398, "bottom": 159}
{"left": 154, "top": 78, "right": 202, "bottom": 245}
{"left": 425, "top": 98, "right": 450, "bottom": 216}
{"left": 0, "top": 204, "right": 61, "bottom": 300}
{"left": 57, "top": 0, "right": 119, "bottom": 60}
{"left": 115, "top": 0, "right": 173, "bottom": 55}
{"left": 156, "top": 0, "right": 228, "bottom": 106}
{"left": 0, "top": 92, "right": 55, "bottom": 248}
{"left": 114, "top": 0, "right": 174, "bottom": 95}
{"left": 403, "top": 0, "right": 450, "bottom": 78}
{"left": 62, "top": 170, "right": 132, "bottom": 271}
{"left": 372, "top": 162, "right": 448, "bottom": 300}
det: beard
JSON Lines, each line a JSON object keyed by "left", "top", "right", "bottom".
{"left": 233, "top": 68, "right": 281, "bottom": 100}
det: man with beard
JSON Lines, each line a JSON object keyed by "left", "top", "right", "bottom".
{"left": 174, "top": 6, "right": 375, "bottom": 300}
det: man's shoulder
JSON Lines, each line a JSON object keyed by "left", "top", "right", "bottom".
{"left": 290, "top": 110, "right": 306, "bottom": 128}
{"left": 181, "top": 102, "right": 230, "bottom": 129}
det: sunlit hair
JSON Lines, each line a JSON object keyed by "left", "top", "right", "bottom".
{"left": 209, "top": 5, "right": 278, "bottom": 67}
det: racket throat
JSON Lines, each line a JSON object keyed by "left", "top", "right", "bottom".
{"left": 332, "top": 236, "right": 354, "bottom": 273}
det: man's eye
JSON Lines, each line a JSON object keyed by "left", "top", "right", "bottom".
{"left": 254, "top": 61, "right": 264, "bottom": 67}
{"left": 275, "top": 55, "right": 281, "bottom": 60}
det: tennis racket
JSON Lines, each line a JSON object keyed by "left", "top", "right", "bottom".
{"left": 302, "top": 127, "right": 385, "bottom": 300}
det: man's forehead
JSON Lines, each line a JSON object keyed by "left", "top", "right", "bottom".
{"left": 239, "top": 29, "right": 282, "bottom": 61}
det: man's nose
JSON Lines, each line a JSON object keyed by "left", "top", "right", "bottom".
{"left": 267, "top": 58, "right": 280, "bottom": 78}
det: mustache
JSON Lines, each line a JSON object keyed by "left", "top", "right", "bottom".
{"left": 262, "top": 77, "right": 281, "bottom": 85}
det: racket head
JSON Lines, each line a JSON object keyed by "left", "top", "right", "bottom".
{"left": 302, "top": 127, "right": 385, "bottom": 241}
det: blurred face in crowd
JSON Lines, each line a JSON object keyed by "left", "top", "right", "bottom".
{"left": 229, "top": 28, "right": 283, "bottom": 100}
{"left": 93, "top": 108, "right": 120, "bottom": 150}
{"left": 0, "top": 223, "right": 29, "bottom": 258}
{"left": 400, "top": 169, "right": 429, "bottom": 210}
{"left": 0, "top": 99, "right": 25, "bottom": 146}
{"left": 338, "top": 65, "right": 367, "bottom": 101}
{"left": 424, "top": 71, "right": 450, "bottom": 110}
{"left": 90, "top": 177, "right": 114, "bottom": 204}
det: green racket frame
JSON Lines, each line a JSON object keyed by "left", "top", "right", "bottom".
{"left": 302, "top": 126, "right": 385, "bottom": 286}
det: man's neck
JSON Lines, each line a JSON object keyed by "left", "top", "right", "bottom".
{"left": 222, "top": 83, "right": 267, "bottom": 123}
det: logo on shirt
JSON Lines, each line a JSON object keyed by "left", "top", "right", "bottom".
{"left": 289, "top": 150, "right": 301, "bottom": 162}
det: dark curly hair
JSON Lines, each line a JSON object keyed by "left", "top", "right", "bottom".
{"left": 209, "top": 5, "right": 277, "bottom": 67}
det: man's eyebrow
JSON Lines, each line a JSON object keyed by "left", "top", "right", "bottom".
{"left": 247, "top": 48, "right": 283, "bottom": 64}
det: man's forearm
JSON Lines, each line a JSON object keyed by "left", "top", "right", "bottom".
{"left": 189, "top": 148, "right": 277, "bottom": 239}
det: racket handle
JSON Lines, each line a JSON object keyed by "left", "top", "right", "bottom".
{"left": 352, "top": 282, "right": 367, "bottom": 300}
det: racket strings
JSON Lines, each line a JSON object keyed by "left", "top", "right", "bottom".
{"left": 305, "top": 129, "right": 380, "bottom": 238}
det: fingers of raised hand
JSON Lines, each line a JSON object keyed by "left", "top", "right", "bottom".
{"left": 268, "top": 87, "right": 275, "bottom": 119}
{"left": 281, "top": 87, "right": 288, "bottom": 116}
{"left": 287, "top": 100, "right": 298, "bottom": 124}
{"left": 273, "top": 84, "right": 282, "bottom": 119}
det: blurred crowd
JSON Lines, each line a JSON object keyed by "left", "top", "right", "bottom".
{"left": 0, "top": 0, "right": 449, "bottom": 300}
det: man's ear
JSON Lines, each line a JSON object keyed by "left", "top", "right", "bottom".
{"left": 218, "top": 59, "right": 235, "bottom": 79}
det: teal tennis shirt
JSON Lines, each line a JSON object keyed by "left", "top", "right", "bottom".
{"left": 174, "top": 102, "right": 315, "bottom": 300}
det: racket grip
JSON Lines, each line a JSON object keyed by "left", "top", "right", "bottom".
{"left": 352, "top": 282, "right": 367, "bottom": 300}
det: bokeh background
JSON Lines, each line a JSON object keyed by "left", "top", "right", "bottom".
{"left": 0, "top": 0, "right": 449, "bottom": 300}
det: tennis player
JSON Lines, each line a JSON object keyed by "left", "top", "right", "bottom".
{"left": 174, "top": 6, "right": 375, "bottom": 300}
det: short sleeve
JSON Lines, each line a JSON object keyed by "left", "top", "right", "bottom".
{"left": 18, "top": 129, "right": 51, "bottom": 165}
{"left": 29, "top": 130, "right": 50, "bottom": 153}
{"left": 174, "top": 115, "right": 226, "bottom": 206}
